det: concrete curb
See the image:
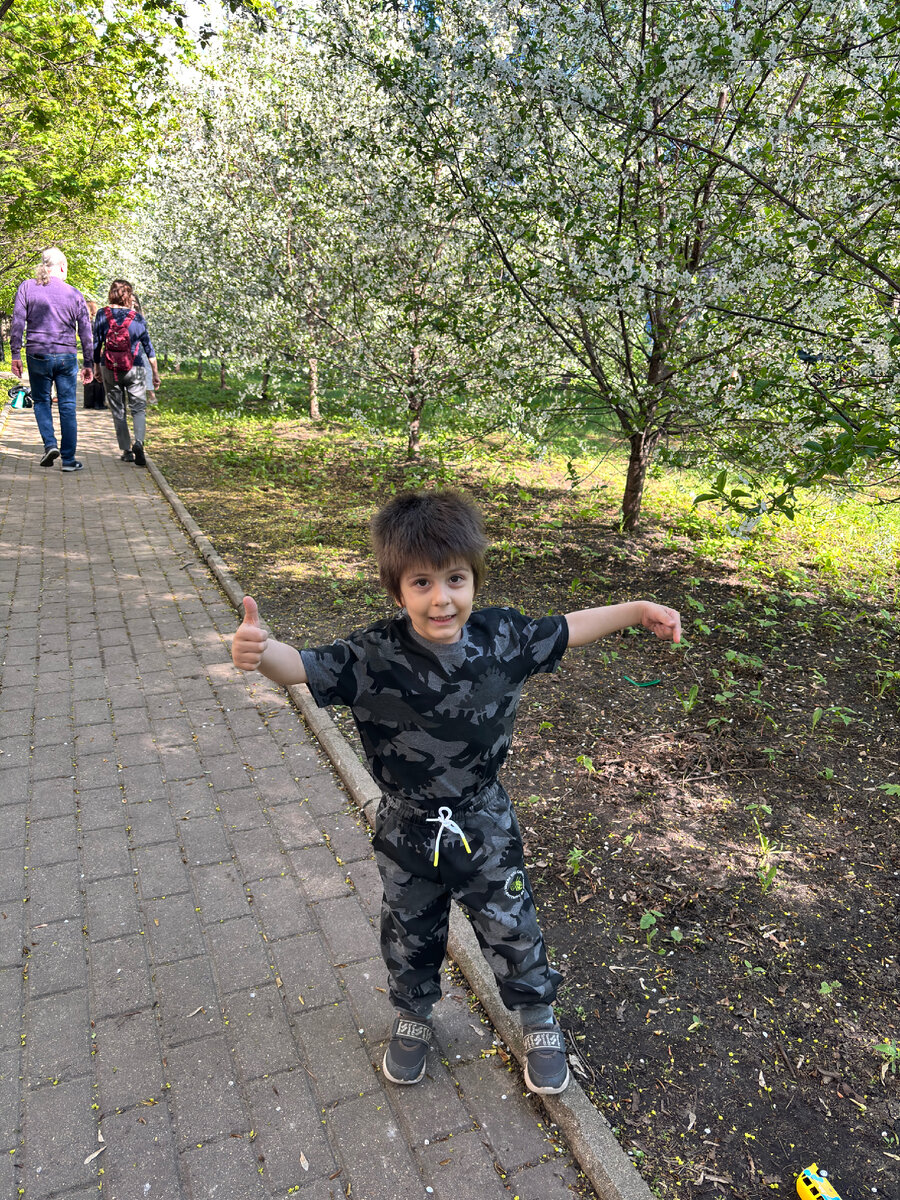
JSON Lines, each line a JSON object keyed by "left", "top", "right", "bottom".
{"left": 146, "top": 451, "right": 654, "bottom": 1200}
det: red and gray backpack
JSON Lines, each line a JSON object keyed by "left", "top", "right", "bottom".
{"left": 103, "top": 307, "right": 137, "bottom": 378}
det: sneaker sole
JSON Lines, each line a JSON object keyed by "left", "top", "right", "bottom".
{"left": 381, "top": 1051, "right": 426, "bottom": 1085}
{"left": 524, "top": 1064, "right": 570, "bottom": 1095}
{"left": 40, "top": 448, "right": 60, "bottom": 467}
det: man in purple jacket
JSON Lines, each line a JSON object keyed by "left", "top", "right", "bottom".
{"left": 10, "top": 247, "right": 95, "bottom": 472}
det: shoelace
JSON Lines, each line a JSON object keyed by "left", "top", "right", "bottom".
{"left": 426, "top": 805, "right": 471, "bottom": 866}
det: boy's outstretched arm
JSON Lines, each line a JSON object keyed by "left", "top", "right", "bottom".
{"left": 566, "top": 600, "right": 681, "bottom": 647}
{"left": 232, "top": 596, "right": 308, "bottom": 686}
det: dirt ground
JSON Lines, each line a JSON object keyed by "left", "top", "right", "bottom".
{"left": 152, "top": 430, "right": 900, "bottom": 1200}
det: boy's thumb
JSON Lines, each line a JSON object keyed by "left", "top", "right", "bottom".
{"left": 241, "top": 596, "right": 261, "bottom": 627}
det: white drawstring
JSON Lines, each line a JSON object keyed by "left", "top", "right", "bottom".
{"left": 426, "top": 806, "right": 471, "bottom": 866}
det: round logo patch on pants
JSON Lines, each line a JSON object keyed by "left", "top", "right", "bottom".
{"left": 503, "top": 867, "right": 526, "bottom": 899}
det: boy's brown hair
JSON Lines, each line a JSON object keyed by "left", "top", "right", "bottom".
{"left": 371, "top": 490, "right": 489, "bottom": 602}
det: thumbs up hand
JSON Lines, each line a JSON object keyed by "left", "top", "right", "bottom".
{"left": 232, "top": 596, "right": 268, "bottom": 672}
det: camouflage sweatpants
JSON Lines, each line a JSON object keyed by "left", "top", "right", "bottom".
{"left": 372, "top": 782, "right": 562, "bottom": 1018}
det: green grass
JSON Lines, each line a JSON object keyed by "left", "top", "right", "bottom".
{"left": 150, "top": 368, "right": 899, "bottom": 605}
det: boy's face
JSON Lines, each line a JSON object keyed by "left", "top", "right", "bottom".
{"left": 397, "top": 562, "right": 475, "bottom": 644}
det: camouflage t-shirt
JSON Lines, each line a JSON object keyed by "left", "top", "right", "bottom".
{"left": 300, "top": 607, "right": 568, "bottom": 808}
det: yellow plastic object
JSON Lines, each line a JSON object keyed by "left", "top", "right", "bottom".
{"left": 797, "top": 1164, "right": 842, "bottom": 1200}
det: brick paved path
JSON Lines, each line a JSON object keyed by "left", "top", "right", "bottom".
{"left": 0, "top": 407, "right": 583, "bottom": 1200}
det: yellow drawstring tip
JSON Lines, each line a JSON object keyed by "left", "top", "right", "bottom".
{"left": 433, "top": 851, "right": 439, "bottom": 867}
{"left": 462, "top": 837, "right": 471, "bottom": 855}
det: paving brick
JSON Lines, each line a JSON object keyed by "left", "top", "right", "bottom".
{"left": 26, "top": 814, "right": 79, "bottom": 867}
{"left": 98, "top": 1102, "right": 181, "bottom": 1200}
{"left": 76, "top": 752, "right": 120, "bottom": 791}
{"left": 290, "top": 844, "right": 352, "bottom": 903}
{"left": 267, "top": 799, "right": 324, "bottom": 848}
{"left": 30, "top": 741, "right": 77, "bottom": 780}
{"left": 249, "top": 763, "right": 305, "bottom": 804}
{"left": 74, "top": 723, "right": 116, "bottom": 755}
{"left": 145, "top": 893, "right": 206, "bottom": 963}
{"left": 246, "top": 1068, "right": 336, "bottom": 1189}
{"left": 432, "top": 982, "right": 496, "bottom": 1065}
{"left": 389, "top": 1058, "right": 474, "bottom": 1147}
{"left": 27, "top": 860, "right": 81, "bottom": 923}
{"left": 94, "top": 1009, "right": 163, "bottom": 1111}
{"left": 298, "top": 777, "right": 347, "bottom": 816}
{"left": 169, "top": 774, "right": 219, "bottom": 818}
{"left": 180, "top": 814, "right": 231, "bottom": 866}
{"left": 223, "top": 984, "right": 300, "bottom": 1080}
{"left": 506, "top": 1156, "right": 583, "bottom": 1199}
{"left": 90, "top": 934, "right": 153, "bottom": 1017}
{"left": 115, "top": 730, "right": 158, "bottom": 766}
{"left": 294, "top": 1001, "right": 376, "bottom": 1105}
{"left": 202, "top": 753, "right": 249, "bottom": 793}
{"left": 454, "top": 1059, "right": 552, "bottom": 1171}
{"left": 126, "top": 797, "right": 175, "bottom": 846}
{"left": 120, "top": 761, "right": 167, "bottom": 801}
{"left": 206, "top": 917, "right": 272, "bottom": 993}
{"left": 1, "top": 706, "right": 32, "bottom": 735}
{"left": 417, "top": 1129, "right": 512, "bottom": 1199}
{"left": 154, "top": 957, "right": 223, "bottom": 1046}
{"left": 0, "top": 846, "right": 24, "bottom": 901}
{"left": 315, "top": 896, "right": 378, "bottom": 964}
{"left": 158, "top": 741, "right": 203, "bottom": 781}
{"left": 271, "top": 933, "right": 342, "bottom": 1013}
{"left": 328, "top": 1093, "right": 425, "bottom": 1199}
{"left": 168, "top": 1036, "right": 249, "bottom": 1148}
{"left": 191, "top": 862, "right": 249, "bottom": 923}
{"left": 215, "top": 787, "right": 268, "bottom": 831}
{"left": 32, "top": 715, "right": 71, "bottom": 744}
{"left": 135, "top": 841, "right": 191, "bottom": 900}
{"left": 0, "top": 903, "right": 25, "bottom": 969}
{"left": 77, "top": 785, "right": 125, "bottom": 831}
{"left": 0, "top": 1045, "right": 21, "bottom": 1139}
{"left": 73, "top": 696, "right": 112, "bottom": 726}
{"left": 85, "top": 876, "right": 141, "bottom": 941}
{"left": 346, "top": 858, "right": 384, "bottom": 919}
{"left": 26, "top": 918, "right": 86, "bottom": 999}
{"left": 80, "top": 826, "right": 131, "bottom": 882}
{"left": 26, "top": 989, "right": 92, "bottom": 1082}
{"left": 0, "top": 770, "right": 29, "bottom": 811}
{"left": 249, "top": 874, "right": 314, "bottom": 940}
{"left": 230, "top": 827, "right": 288, "bottom": 880}
{"left": 22, "top": 1077, "right": 97, "bottom": 1197}
{"left": 320, "top": 809, "right": 373, "bottom": 864}
{"left": 337, "top": 958, "right": 393, "bottom": 1036}
{"left": 180, "top": 1136, "right": 270, "bottom": 1200}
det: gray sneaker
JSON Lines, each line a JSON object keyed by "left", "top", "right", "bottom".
{"left": 523, "top": 1023, "right": 570, "bottom": 1094}
{"left": 382, "top": 1014, "right": 433, "bottom": 1085}
{"left": 61, "top": 461, "right": 83, "bottom": 472}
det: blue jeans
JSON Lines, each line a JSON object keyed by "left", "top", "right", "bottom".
{"left": 26, "top": 352, "right": 79, "bottom": 465}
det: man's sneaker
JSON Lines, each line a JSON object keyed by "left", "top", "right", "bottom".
{"left": 40, "top": 447, "right": 60, "bottom": 467}
{"left": 132, "top": 441, "right": 146, "bottom": 467}
{"left": 61, "top": 461, "right": 83, "bottom": 472}
{"left": 120, "top": 450, "right": 134, "bottom": 462}
{"left": 382, "top": 1014, "right": 433, "bottom": 1085}
{"left": 523, "top": 1022, "right": 570, "bottom": 1095}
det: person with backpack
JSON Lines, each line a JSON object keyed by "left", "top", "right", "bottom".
{"left": 10, "top": 247, "right": 95, "bottom": 472}
{"left": 93, "top": 278, "right": 161, "bottom": 465}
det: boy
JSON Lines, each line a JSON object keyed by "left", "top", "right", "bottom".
{"left": 232, "top": 490, "right": 680, "bottom": 1095}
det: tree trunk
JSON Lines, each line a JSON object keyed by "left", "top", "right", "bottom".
{"left": 260, "top": 357, "right": 271, "bottom": 405}
{"left": 407, "top": 345, "right": 423, "bottom": 460}
{"left": 220, "top": 360, "right": 227, "bottom": 389}
{"left": 621, "top": 429, "right": 661, "bottom": 531}
{"left": 196, "top": 359, "right": 203, "bottom": 381}
{"left": 163, "top": 353, "right": 170, "bottom": 371}
{"left": 308, "top": 356, "right": 319, "bottom": 419}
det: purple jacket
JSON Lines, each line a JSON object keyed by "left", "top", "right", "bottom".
{"left": 10, "top": 277, "right": 93, "bottom": 366}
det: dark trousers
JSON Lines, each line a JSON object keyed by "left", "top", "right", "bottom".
{"left": 373, "top": 783, "right": 561, "bottom": 1018}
